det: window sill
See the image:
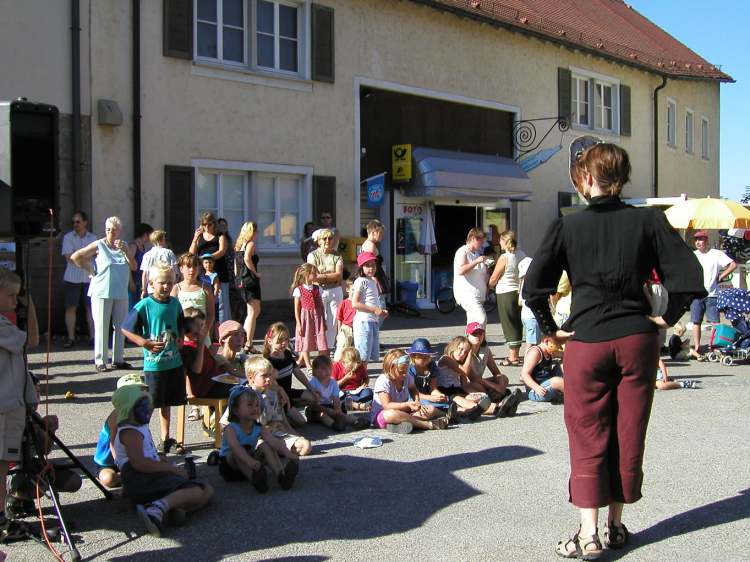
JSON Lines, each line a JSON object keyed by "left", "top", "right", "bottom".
{"left": 570, "top": 123, "right": 620, "bottom": 138}
{"left": 191, "top": 60, "right": 313, "bottom": 93}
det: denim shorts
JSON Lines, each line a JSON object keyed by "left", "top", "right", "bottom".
{"left": 527, "top": 378, "right": 560, "bottom": 403}
{"left": 690, "top": 297, "right": 719, "bottom": 324}
{"left": 522, "top": 317, "right": 541, "bottom": 345}
{"left": 353, "top": 319, "right": 379, "bottom": 362}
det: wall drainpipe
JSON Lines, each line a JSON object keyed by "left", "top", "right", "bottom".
{"left": 132, "top": 0, "right": 142, "bottom": 226}
{"left": 71, "top": 0, "right": 81, "bottom": 212}
{"left": 653, "top": 75, "right": 668, "bottom": 198}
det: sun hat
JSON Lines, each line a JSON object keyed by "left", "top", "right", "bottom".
{"left": 117, "top": 373, "right": 147, "bottom": 389}
{"left": 465, "top": 322, "right": 485, "bottom": 335}
{"left": 218, "top": 320, "right": 243, "bottom": 342}
{"left": 199, "top": 252, "right": 214, "bottom": 260}
{"left": 406, "top": 338, "right": 437, "bottom": 356}
{"left": 693, "top": 230, "right": 709, "bottom": 239}
{"left": 112, "top": 385, "right": 150, "bottom": 424}
{"left": 357, "top": 252, "right": 378, "bottom": 267}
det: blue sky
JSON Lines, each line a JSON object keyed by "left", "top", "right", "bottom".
{"left": 628, "top": 1, "right": 748, "bottom": 201}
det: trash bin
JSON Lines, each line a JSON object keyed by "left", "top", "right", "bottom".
{"left": 398, "top": 281, "right": 419, "bottom": 309}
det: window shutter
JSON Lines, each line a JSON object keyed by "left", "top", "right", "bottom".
{"left": 164, "top": 165, "right": 195, "bottom": 254}
{"left": 557, "top": 67, "right": 572, "bottom": 122}
{"left": 311, "top": 4, "right": 335, "bottom": 83}
{"left": 619, "top": 84, "right": 631, "bottom": 136}
{"left": 312, "top": 176, "right": 336, "bottom": 225}
{"left": 163, "top": 0, "right": 193, "bottom": 59}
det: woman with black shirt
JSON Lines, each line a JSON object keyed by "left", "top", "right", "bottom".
{"left": 523, "top": 141, "right": 705, "bottom": 559}
{"left": 189, "top": 212, "right": 231, "bottom": 323}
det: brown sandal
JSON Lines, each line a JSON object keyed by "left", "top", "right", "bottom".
{"left": 556, "top": 527, "right": 603, "bottom": 560}
{"left": 604, "top": 523, "right": 629, "bottom": 549}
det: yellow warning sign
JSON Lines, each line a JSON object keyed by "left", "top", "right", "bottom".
{"left": 392, "top": 144, "right": 412, "bottom": 182}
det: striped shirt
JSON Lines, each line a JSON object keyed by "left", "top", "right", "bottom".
{"left": 62, "top": 230, "right": 97, "bottom": 284}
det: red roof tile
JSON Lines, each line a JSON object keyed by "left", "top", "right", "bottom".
{"left": 411, "top": 0, "right": 733, "bottom": 81}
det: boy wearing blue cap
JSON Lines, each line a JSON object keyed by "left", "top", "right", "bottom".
{"left": 407, "top": 338, "right": 458, "bottom": 421}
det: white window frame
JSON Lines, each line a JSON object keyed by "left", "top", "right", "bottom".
{"left": 193, "top": 0, "right": 311, "bottom": 81}
{"left": 195, "top": 170, "right": 248, "bottom": 240}
{"left": 253, "top": 172, "right": 304, "bottom": 249}
{"left": 701, "top": 117, "right": 710, "bottom": 160}
{"left": 192, "top": 159, "right": 313, "bottom": 255}
{"left": 195, "top": 0, "right": 248, "bottom": 66}
{"left": 254, "top": 0, "right": 301, "bottom": 75}
{"left": 685, "top": 108, "right": 694, "bottom": 154}
{"left": 594, "top": 81, "right": 614, "bottom": 132}
{"left": 568, "top": 67, "right": 620, "bottom": 135}
{"left": 571, "top": 75, "right": 590, "bottom": 127}
{"left": 666, "top": 98, "right": 677, "bottom": 147}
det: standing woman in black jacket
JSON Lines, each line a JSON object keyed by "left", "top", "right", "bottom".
{"left": 523, "top": 141, "right": 706, "bottom": 559}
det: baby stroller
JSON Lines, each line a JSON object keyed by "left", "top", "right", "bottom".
{"left": 708, "top": 288, "right": 750, "bottom": 365}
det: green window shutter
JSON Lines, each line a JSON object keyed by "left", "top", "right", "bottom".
{"left": 558, "top": 67, "right": 572, "bottom": 122}
{"left": 312, "top": 176, "right": 336, "bottom": 225}
{"left": 163, "top": 0, "right": 193, "bottom": 59}
{"left": 164, "top": 165, "right": 195, "bottom": 254}
{"left": 311, "top": 4, "right": 335, "bottom": 83}
{"left": 620, "top": 84, "right": 631, "bottom": 136}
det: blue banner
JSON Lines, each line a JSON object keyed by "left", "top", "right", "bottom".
{"left": 366, "top": 174, "right": 385, "bottom": 208}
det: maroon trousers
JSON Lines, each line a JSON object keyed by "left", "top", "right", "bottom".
{"left": 563, "top": 332, "right": 659, "bottom": 508}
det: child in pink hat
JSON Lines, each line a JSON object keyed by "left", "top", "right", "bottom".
{"left": 352, "top": 252, "right": 388, "bottom": 368}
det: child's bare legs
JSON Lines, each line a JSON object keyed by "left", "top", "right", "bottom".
{"left": 286, "top": 406, "right": 307, "bottom": 427}
{"left": 656, "top": 380, "right": 681, "bottom": 391}
{"left": 255, "top": 442, "right": 285, "bottom": 476}
{"left": 227, "top": 450, "right": 264, "bottom": 480}
{"left": 452, "top": 395, "right": 479, "bottom": 413}
{"left": 244, "top": 300, "right": 261, "bottom": 350}
{"left": 381, "top": 409, "right": 433, "bottom": 430}
{"left": 298, "top": 351, "right": 311, "bottom": 370}
{"left": 291, "top": 436, "right": 312, "bottom": 456}
{"left": 549, "top": 376, "right": 564, "bottom": 394}
{"left": 411, "top": 404, "right": 444, "bottom": 422}
{"left": 98, "top": 468, "right": 121, "bottom": 488}
{"left": 161, "top": 482, "right": 214, "bottom": 513}
{"left": 159, "top": 407, "right": 170, "bottom": 442}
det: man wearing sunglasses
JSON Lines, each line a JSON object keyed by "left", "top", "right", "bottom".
{"left": 61, "top": 211, "right": 97, "bottom": 348}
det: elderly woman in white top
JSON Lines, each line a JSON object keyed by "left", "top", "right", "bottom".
{"left": 489, "top": 230, "right": 527, "bottom": 365}
{"left": 307, "top": 228, "right": 344, "bottom": 349}
{"left": 71, "top": 216, "right": 136, "bottom": 372}
{"left": 452, "top": 228, "right": 490, "bottom": 326}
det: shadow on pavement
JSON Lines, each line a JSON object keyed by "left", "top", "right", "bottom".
{"left": 66, "top": 445, "right": 543, "bottom": 560}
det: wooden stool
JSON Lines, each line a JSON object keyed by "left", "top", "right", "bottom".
{"left": 176, "top": 397, "right": 227, "bottom": 450}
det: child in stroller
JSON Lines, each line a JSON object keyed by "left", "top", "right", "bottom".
{"left": 710, "top": 288, "right": 750, "bottom": 365}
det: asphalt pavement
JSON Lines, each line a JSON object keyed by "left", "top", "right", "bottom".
{"left": 4, "top": 310, "right": 749, "bottom": 561}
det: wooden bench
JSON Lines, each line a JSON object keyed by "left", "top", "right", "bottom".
{"left": 175, "top": 397, "right": 227, "bottom": 450}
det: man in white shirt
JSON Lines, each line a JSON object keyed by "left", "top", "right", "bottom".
{"left": 690, "top": 230, "right": 736, "bottom": 356}
{"left": 61, "top": 211, "right": 97, "bottom": 347}
{"left": 453, "top": 228, "right": 489, "bottom": 326}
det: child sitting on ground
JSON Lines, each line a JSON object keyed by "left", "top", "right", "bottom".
{"left": 371, "top": 349, "right": 450, "bottom": 434}
{"left": 463, "top": 322, "right": 521, "bottom": 417}
{"left": 112, "top": 384, "right": 213, "bottom": 537}
{"left": 306, "top": 355, "right": 367, "bottom": 431}
{"left": 521, "top": 336, "right": 565, "bottom": 403}
{"left": 667, "top": 323, "right": 692, "bottom": 361}
{"left": 332, "top": 346, "right": 373, "bottom": 411}
{"left": 93, "top": 374, "right": 150, "bottom": 488}
{"left": 219, "top": 385, "right": 298, "bottom": 491}
{"left": 333, "top": 278, "right": 355, "bottom": 361}
{"left": 406, "top": 338, "right": 456, "bottom": 420}
{"left": 122, "top": 263, "right": 186, "bottom": 454}
{"left": 264, "top": 322, "right": 321, "bottom": 426}
{"left": 245, "top": 356, "right": 312, "bottom": 457}
{"left": 655, "top": 358, "right": 699, "bottom": 390}
{"left": 434, "top": 336, "right": 489, "bottom": 419}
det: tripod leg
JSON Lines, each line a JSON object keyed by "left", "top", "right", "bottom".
{"left": 38, "top": 477, "right": 81, "bottom": 562}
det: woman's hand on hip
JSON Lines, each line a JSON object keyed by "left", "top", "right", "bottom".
{"left": 648, "top": 315, "right": 669, "bottom": 329}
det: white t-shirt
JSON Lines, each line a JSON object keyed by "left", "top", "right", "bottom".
{"left": 453, "top": 245, "right": 488, "bottom": 303}
{"left": 291, "top": 284, "right": 314, "bottom": 298}
{"left": 694, "top": 249, "right": 733, "bottom": 297}
{"left": 495, "top": 250, "right": 527, "bottom": 294}
{"left": 371, "top": 373, "right": 411, "bottom": 418}
{"left": 353, "top": 276, "right": 380, "bottom": 323}
{"left": 309, "top": 377, "right": 340, "bottom": 405}
{"left": 140, "top": 246, "right": 178, "bottom": 293}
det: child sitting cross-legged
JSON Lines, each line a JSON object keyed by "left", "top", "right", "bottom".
{"left": 305, "top": 355, "right": 368, "bottom": 431}
{"left": 406, "top": 338, "right": 458, "bottom": 422}
{"left": 434, "top": 336, "right": 490, "bottom": 420}
{"left": 371, "top": 349, "right": 450, "bottom": 434}
{"left": 245, "top": 356, "right": 312, "bottom": 457}
{"left": 112, "top": 385, "right": 213, "bottom": 538}
{"left": 219, "top": 385, "right": 299, "bottom": 491}
{"left": 332, "top": 346, "right": 373, "bottom": 412}
{"left": 520, "top": 336, "right": 564, "bottom": 403}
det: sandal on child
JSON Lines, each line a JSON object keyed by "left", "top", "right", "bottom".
{"left": 500, "top": 358, "right": 522, "bottom": 367}
{"left": 555, "top": 528, "right": 602, "bottom": 560}
{"left": 187, "top": 406, "right": 201, "bottom": 421}
{"left": 604, "top": 523, "right": 629, "bottom": 549}
{"left": 161, "top": 438, "right": 185, "bottom": 456}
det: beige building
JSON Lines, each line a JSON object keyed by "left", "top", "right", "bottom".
{"left": 0, "top": 0, "right": 732, "bottom": 316}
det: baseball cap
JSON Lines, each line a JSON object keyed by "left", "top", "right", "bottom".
{"left": 199, "top": 252, "right": 214, "bottom": 260}
{"left": 465, "top": 322, "right": 485, "bottom": 335}
{"left": 693, "top": 230, "right": 708, "bottom": 239}
{"left": 117, "top": 373, "right": 147, "bottom": 389}
{"left": 357, "top": 252, "right": 378, "bottom": 267}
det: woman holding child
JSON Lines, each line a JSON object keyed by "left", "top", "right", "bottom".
{"left": 523, "top": 140, "right": 706, "bottom": 559}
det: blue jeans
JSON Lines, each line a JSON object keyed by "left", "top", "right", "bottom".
{"left": 353, "top": 319, "right": 379, "bottom": 362}
{"left": 527, "top": 378, "right": 561, "bottom": 402}
{"left": 217, "top": 282, "right": 232, "bottom": 323}
{"left": 340, "top": 387, "right": 374, "bottom": 404}
{"left": 690, "top": 297, "right": 719, "bottom": 324}
{"left": 522, "top": 316, "right": 541, "bottom": 345}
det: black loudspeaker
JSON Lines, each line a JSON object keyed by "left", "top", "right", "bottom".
{"left": 0, "top": 99, "right": 59, "bottom": 237}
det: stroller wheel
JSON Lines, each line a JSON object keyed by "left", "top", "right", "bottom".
{"left": 706, "top": 352, "right": 719, "bottom": 362}
{"left": 721, "top": 355, "right": 733, "bottom": 366}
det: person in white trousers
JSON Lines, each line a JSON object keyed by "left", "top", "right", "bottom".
{"left": 307, "top": 229, "right": 344, "bottom": 350}
{"left": 71, "top": 216, "right": 136, "bottom": 372}
{"left": 453, "top": 228, "right": 490, "bottom": 327}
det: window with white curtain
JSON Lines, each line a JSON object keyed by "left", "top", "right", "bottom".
{"left": 568, "top": 68, "right": 619, "bottom": 133}
{"left": 701, "top": 117, "right": 710, "bottom": 159}
{"left": 196, "top": 171, "right": 247, "bottom": 241}
{"left": 571, "top": 75, "right": 590, "bottom": 127}
{"left": 255, "top": 173, "right": 301, "bottom": 248}
{"left": 594, "top": 81, "right": 613, "bottom": 131}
